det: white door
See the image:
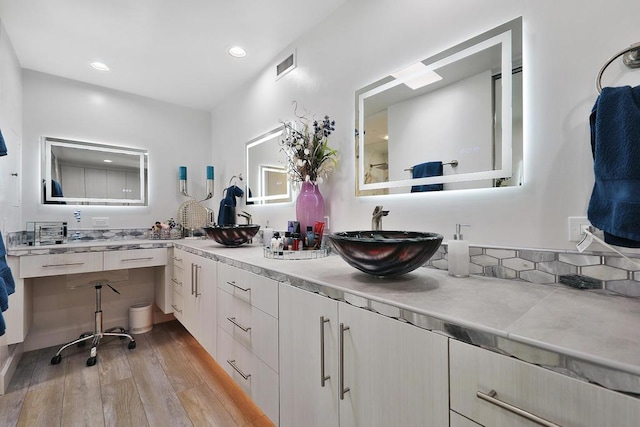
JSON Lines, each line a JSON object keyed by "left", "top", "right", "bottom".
{"left": 279, "top": 283, "right": 339, "bottom": 427}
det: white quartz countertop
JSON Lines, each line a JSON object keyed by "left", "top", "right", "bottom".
{"left": 177, "top": 240, "right": 640, "bottom": 379}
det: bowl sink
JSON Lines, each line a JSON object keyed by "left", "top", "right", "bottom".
{"left": 203, "top": 224, "right": 260, "bottom": 247}
{"left": 328, "top": 231, "right": 443, "bottom": 277}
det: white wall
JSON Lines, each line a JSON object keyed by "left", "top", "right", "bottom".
{"left": 211, "top": 0, "right": 640, "bottom": 250}
{"left": 21, "top": 71, "right": 213, "bottom": 231}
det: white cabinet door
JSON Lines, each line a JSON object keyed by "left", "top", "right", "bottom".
{"left": 450, "top": 339, "right": 640, "bottom": 427}
{"left": 279, "top": 283, "right": 339, "bottom": 427}
{"left": 194, "top": 255, "right": 217, "bottom": 357}
{"left": 279, "top": 283, "right": 449, "bottom": 427}
{"left": 338, "top": 301, "right": 449, "bottom": 427}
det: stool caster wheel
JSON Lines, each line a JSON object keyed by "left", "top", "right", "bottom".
{"left": 87, "top": 356, "right": 97, "bottom": 367}
{"left": 51, "top": 355, "right": 62, "bottom": 365}
{"left": 128, "top": 341, "right": 137, "bottom": 350}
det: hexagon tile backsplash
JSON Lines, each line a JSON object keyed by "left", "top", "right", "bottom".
{"left": 427, "top": 245, "right": 640, "bottom": 298}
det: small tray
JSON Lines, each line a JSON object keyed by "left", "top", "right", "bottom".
{"left": 264, "top": 247, "right": 330, "bottom": 260}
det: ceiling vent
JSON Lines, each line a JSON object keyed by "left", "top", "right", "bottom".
{"left": 276, "top": 50, "right": 296, "bottom": 80}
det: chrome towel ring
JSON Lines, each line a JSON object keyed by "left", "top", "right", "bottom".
{"left": 596, "top": 42, "right": 640, "bottom": 93}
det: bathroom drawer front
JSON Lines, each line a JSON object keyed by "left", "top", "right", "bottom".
{"left": 217, "top": 288, "right": 279, "bottom": 372}
{"left": 217, "top": 327, "right": 279, "bottom": 425}
{"left": 103, "top": 248, "right": 167, "bottom": 271}
{"left": 171, "top": 290, "right": 184, "bottom": 322}
{"left": 171, "top": 262, "right": 186, "bottom": 295}
{"left": 171, "top": 250, "right": 186, "bottom": 268}
{"left": 217, "top": 263, "right": 278, "bottom": 318}
{"left": 19, "top": 252, "right": 103, "bottom": 278}
{"left": 449, "top": 339, "right": 640, "bottom": 427}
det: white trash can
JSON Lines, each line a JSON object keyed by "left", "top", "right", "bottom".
{"left": 129, "top": 302, "right": 153, "bottom": 334}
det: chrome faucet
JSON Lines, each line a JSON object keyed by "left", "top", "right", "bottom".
{"left": 371, "top": 206, "right": 389, "bottom": 231}
{"left": 237, "top": 211, "right": 252, "bottom": 225}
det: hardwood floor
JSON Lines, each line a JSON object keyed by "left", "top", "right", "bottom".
{"left": 0, "top": 321, "right": 274, "bottom": 427}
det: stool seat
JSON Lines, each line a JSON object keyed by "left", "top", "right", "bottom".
{"left": 51, "top": 280, "right": 136, "bottom": 367}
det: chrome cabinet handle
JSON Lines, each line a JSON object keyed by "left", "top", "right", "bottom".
{"left": 227, "top": 317, "right": 251, "bottom": 332}
{"left": 170, "top": 304, "right": 182, "bottom": 314}
{"left": 477, "top": 390, "right": 561, "bottom": 427}
{"left": 195, "top": 265, "right": 202, "bottom": 297}
{"left": 171, "top": 278, "right": 182, "bottom": 287}
{"left": 43, "top": 262, "right": 85, "bottom": 267}
{"left": 121, "top": 257, "right": 154, "bottom": 262}
{"left": 339, "top": 322, "right": 350, "bottom": 400}
{"left": 226, "top": 280, "right": 250, "bottom": 292}
{"left": 320, "top": 316, "right": 330, "bottom": 387}
{"left": 172, "top": 256, "right": 182, "bottom": 262}
{"left": 190, "top": 263, "right": 195, "bottom": 295}
{"left": 227, "top": 359, "right": 251, "bottom": 380}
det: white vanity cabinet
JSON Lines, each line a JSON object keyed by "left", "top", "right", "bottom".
{"left": 279, "top": 283, "right": 450, "bottom": 427}
{"left": 171, "top": 248, "right": 217, "bottom": 357}
{"left": 449, "top": 339, "right": 640, "bottom": 427}
{"left": 216, "top": 262, "right": 280, "bottom": 425}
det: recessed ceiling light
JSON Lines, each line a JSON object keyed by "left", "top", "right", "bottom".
{"left": 392, "top": 62, "right": 442, "bottom": 90}
{"left": 103, "top": 159, "right": 113, "bottom": 163}
{"left": 228, "top": 46, "right": 247, "bottom": 58}
{"left": 90, "top": 61, "right": 110, "bottom": 71}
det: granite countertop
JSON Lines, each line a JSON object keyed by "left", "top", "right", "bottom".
{"left": 9, "top": 238, "right": 640, "bottom": 394}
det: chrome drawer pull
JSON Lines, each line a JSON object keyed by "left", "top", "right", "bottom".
{"left": 477, "top": 390, "right": 561, "bottom": 427}
{"left": 172, "top": 256, "right": 182, "bottom": 262}
{"left": 227, "top": 360, "right": 251, "bottom": 380}
{"left": 227, "top": 317, "right": 251, "bottom": 332}
{"left": 171, "top": 278, "right": 182, "bottom": 286}
{"left": 170, "top": 304, "right": 183, "bottom": 314}
{"left": 227, "top": 281, "right": 250, "bottom": 292}
{"left": 121, "top": 257, "right": 154, "bottom": 262}
{"left": 320, "top": 316, "right": 330, "bottom": 387}
{"left": 339, "top": 322, "right": 350, "bottom": 400}
{"left": 43, "top": 262, "right": 85, "bottom": 267}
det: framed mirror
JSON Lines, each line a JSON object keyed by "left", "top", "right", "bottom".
{"left": 246, "top": 125, "right": 293, "bottom": 204}
{"left": 356, "top": 17, "right": 523, "bottom": 195}
{"left": 42, "top": 137, "right": 148, "bottom": 205}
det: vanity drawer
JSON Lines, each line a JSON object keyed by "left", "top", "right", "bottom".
{"left": 19, "top": 252, "right": 103, "bottom": 278}
{"left": 217, "top": 327, "right": 279, "bottom": 425}
{"left": 171, "top": 290, "right": 184, "bottom": 322}
{"left": 171, "top": 263, "right": 186, "bottom": 295}
{"left": 449, "top": 339, "right": 640, "bottom": 427}
{"left": 103, "top": 248, "right": 167, "bottom": 270}
{"left": 217, "top": 262, "right": 278, "bottom": 318}
{"left": 217, "top": 288, "right": 279, "bottom": 372}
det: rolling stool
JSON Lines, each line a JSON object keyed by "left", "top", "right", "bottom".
{"left": 51, "top": 280, "right": 136, "bottom": 367}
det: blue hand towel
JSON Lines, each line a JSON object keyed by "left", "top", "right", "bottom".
{"left": 217, "top": 185, "right": 245, "bottom": 226}
{"left": 0, "top": 129, "right": 7, "bottom": 156}
{"left": 588, "top": 85, "right": 640, "bottom": 247}
{"left": 0, "top": 231, "right": 15, "bottom": 337}
{"left": 411, "top": 161, "right": 443, "bottom": 192}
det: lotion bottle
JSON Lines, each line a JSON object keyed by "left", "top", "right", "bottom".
{"left": 448, "top": 224, "right": 470, "bottom": 277}
{"left": 263, "top": 221, "right": 273, "bottom": 248}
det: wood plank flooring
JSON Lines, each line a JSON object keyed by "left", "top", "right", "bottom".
{"left": 0, "top": 321, "right": 274, "bottom": 427}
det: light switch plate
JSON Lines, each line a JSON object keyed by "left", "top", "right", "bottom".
{"left": 92, "top": 217, "right": 109, "bottom": 227}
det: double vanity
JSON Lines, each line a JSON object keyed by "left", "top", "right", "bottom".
{"left": 4, "top": 238, "right": 640, "bottom": 426}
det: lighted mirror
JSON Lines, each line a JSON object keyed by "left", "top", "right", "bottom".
{"left": 356, "top": 17, "right": 523, "bottom": 196}
{"left": 42, "top": 137, "right": 148, "bottom": 205}
{"left": 246, "top": 126, "right": 293, "bottom": 204}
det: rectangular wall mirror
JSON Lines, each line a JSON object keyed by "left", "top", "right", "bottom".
{"left": 356, "top": 17, "right": 523, "bottom": 196}
{"left": 42, "top": 137, "right": 148, "bottom": 205}
{"left": 246, "top": 126, "right": 293, "bottom": 204}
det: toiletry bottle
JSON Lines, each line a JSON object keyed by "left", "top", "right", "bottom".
{"left": 306, "top": 226, "right": 314, "bottom": 248}
{"left": 448, "top": 224, "right": 470, "bottom": 277}
{"left": 263, "top": 221, "right": 273, "bottom": 248}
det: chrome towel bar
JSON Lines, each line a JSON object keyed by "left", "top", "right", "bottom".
{"left": 596, "top": 42, "right": 640, "bottom": 93}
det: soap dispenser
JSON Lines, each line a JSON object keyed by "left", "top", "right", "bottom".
{"left": 448, "top": 224, "right": 470, "bottom": 277}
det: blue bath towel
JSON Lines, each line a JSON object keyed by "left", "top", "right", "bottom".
{"left": 588, "top": 85, "right": 640, "bottom": 247}
{"left": 0, "top": 231, "right": 16, "bottom": 336}
{"left": 411, "top": 161, "right": 443, "bottom": 192}
{"left": 217, "top": 185, "right": 244, "bottom": 226}
{"left": 0, "top": 129, "right": 7, "bottom": 156}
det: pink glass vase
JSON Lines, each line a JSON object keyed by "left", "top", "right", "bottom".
{"left": 296, "top": 181, "right": 325, "bottom": 236}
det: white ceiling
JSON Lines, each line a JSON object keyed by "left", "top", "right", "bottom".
{"left": 0, "top": 0, "right": 348, "bottom": 111}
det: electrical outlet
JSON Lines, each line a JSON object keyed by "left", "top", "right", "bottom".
{"left": 92, "top": 217, "right": 109, "bottom": 227}
{"left": 568, "top": 217, "right": 591, "bottom": 241}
